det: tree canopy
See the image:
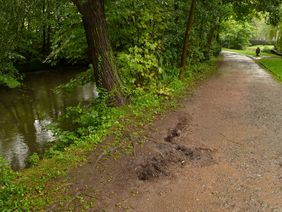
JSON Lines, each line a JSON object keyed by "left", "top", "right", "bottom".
{"left": 0, "top": 0, "right": 281, "bottom": 93}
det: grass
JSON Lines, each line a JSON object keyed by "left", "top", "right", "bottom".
{"left": 257, "top": 57, "right": 282, "bottom": 82}
{"left": 0, "top": 58, "right": 220, "bottom": 211}
{"left": 224, "top": 45, "right": 275, "bottom": 57}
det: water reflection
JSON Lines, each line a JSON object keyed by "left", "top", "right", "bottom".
{"left": 0, "top": 70, "right": 96, "bottom": 170}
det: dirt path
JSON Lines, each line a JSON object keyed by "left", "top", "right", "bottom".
{"left": 53, "top": 51, "right": 282, "bottom": 211}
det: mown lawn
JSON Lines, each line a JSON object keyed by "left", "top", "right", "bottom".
{"left": 258, "top": 57, "right": 282, "bottom": 82}
{"left": 224, "top": 45, "right": 275, "bottom": 57}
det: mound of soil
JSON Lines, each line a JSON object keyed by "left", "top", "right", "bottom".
{"left": 135, "top": 117, "right": 214, "bottom": 181}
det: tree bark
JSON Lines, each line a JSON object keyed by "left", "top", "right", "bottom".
{"left": 42, "top": 0, "right": 47, "bottom": 55}
{"left": 203, "top": 23, "right": 217, "bottom": 60}
{"left": 72, "top": 0, "right": 126, "bottom": 106}
{"left": 179, "top": 0, "right": 196, "bottom": 80}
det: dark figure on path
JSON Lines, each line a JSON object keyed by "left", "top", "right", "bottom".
{"left": 256, "top": 47, "right": 261, "bottom": 57}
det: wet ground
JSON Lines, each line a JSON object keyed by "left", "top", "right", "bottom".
{"left": 51, "top": 51, "right": 282, "bottom": 211}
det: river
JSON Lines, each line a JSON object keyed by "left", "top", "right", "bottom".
{"left": 0, "top": 69, "right": 96, "bottom": 170}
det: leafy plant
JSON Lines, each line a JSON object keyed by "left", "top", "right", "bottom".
{"left": 27, "top": 153, "right": 40, "bottom": 167}
{"left": 118, "top": 41, "right": 163, "bottom": 87}
{"left": 0, "top": 157, "right": 29, "bottom": 210}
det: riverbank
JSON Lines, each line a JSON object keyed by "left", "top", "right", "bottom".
{"left": 0, "top": 58, "right": 220, "bottom": 210}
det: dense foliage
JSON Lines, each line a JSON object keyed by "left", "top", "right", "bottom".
{"left": 220, "top": 19, "right": 255, "bottom": 50}
{"left": 0, "top": 0, "right": 281, "bottom": 87}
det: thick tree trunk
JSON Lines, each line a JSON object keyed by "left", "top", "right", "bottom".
{"left": 72, "top": 0, "right": 126, "bottom": 106}
{"left": 179, "top": 0, "right": 196, "bottom": 80}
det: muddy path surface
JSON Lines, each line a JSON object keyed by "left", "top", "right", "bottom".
{"left": 50, "top": 51, "right": 282, "bottom": 211}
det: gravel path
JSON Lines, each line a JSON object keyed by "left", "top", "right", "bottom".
{"left": 122, "top": 51, "right": 282, "bottom": 211}
{"left": 55, "top": 51, "right": 282, "bottom": 211}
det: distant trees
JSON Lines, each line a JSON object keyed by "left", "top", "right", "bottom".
{"left": 221, "top": 20, "right": 255, "bottom": 50}
{"left": 275, "top": 25, "right": 282, "bottom": 52}
{"left": 274, "top": 7, "right": 282, "bottom": 52}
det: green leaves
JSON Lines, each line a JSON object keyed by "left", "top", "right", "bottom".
{"left": 0, "top": 75, "right": 21, "bottom": 88}
{"left": 220, "top": 19, "right": 255, "bottom": 50}
{"left": 0, "top": 157, "right": 16, "bottom": 186}
{"left": 45, "top": 1, "right": 88, "bottom": 65}
{"left": 118, "top": 42, "right": 162, "bottom": 87}
{"left": 0, "top": 157, "right": 30, "bottom": 210}
{"left": 0, "top": 0, "right": 25, "bottom": 87}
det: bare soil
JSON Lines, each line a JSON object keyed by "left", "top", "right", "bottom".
{"left": 49, "top": 51, "right": 282, "bottom": 211}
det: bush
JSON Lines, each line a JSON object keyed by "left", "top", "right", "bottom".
{"left": 118, "top": 40, "right": 163, "bottom": 88}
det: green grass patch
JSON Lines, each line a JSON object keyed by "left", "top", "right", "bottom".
{"left": 0, "top": 58, "right": 220, "bottom": 211}
{"left": 224, "top": 45, "right": 275, "bottom": 57}
{"left": 257, "top": 57, "right": 282, "bottom": 82}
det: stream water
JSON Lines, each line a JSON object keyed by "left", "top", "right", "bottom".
{"left": 0, "top": 69, "right": 96, "bottom": 170}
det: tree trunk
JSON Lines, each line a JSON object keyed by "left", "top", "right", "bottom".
{"left": 42, "top": 0, "right": 47, "bottom": 55}
{"left": 174, "top": 0, "right": 180, "bottom": 23}
{"left": 46, "top": 25, "right": 51, "bottom": 53}
{"left": 46, "top": 0, "right": 51, "bottom": 54}
{"left": 72, "top": 0, "right": 126, "bottom": 106}
{"left": 203, "top": 24, "right": 217, "bottom": 60}
{"left": 179, "top": 0, "right": 196, "bottom": 80}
